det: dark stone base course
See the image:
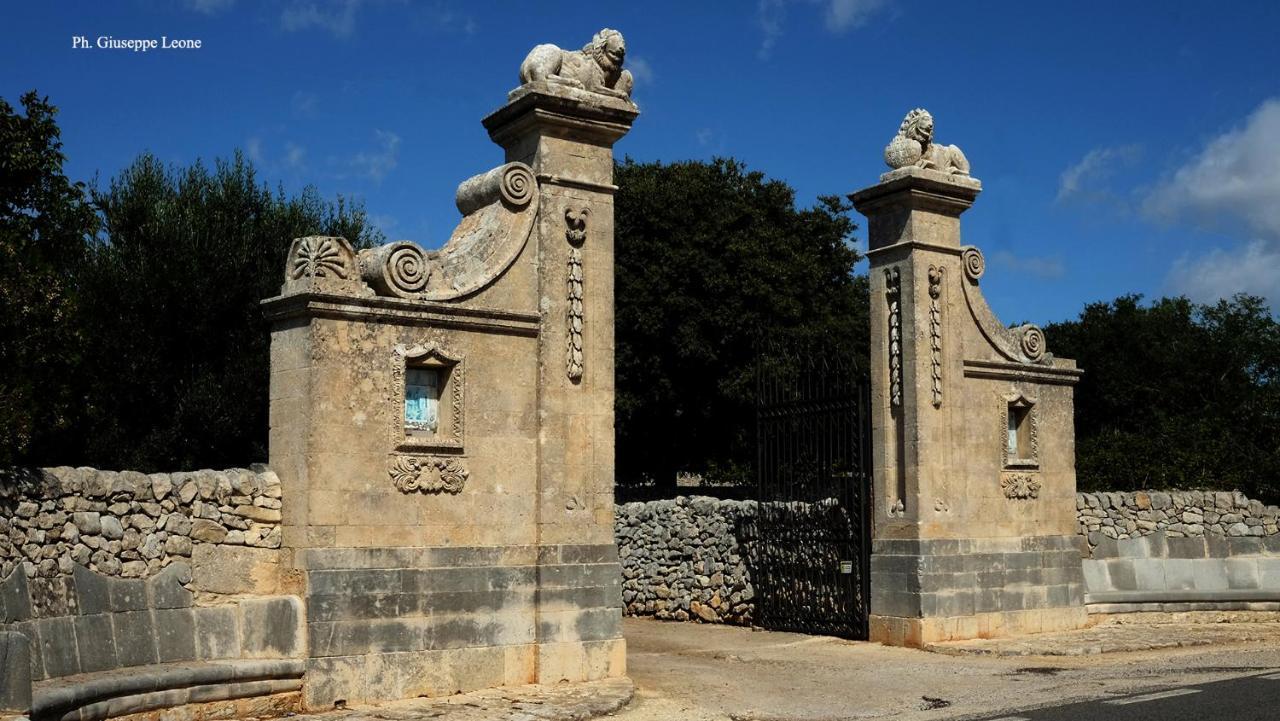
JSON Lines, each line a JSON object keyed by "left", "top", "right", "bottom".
{"left": 299, "top": 545, "right": 623, "bottom": 709}
{"left": 30, "top": 659, "right": 303, "bottom": 721}
{"left": 871, "top": 535, "right": 1087, "bottom": 619}
{"left": 303, "top": 545, "right": 622, "bottom": 660}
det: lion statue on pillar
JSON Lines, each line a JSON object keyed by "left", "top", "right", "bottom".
{"left": 519, "top": 28, "right": 634, "bottom": 100}
{"left": 884, "top": 108, "right": 970, "bottom": 176}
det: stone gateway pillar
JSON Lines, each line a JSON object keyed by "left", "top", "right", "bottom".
{"left": 850, "top": 109, "right": 1088, "bottom": 646}
{"left": 262, "top": 30, "right": 636, "bottom": 708}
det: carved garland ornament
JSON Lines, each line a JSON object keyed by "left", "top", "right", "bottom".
{"left": 928, "top": 265, "right": 944, "bottom": 408}
{"left": 885, "top": 266, "right": 902, "bottom": 409}
{"left": 390, "top": 455, "right": 469, "bottom": 495}
{"left": 565, "top": 207, "right": 589, "bottom": 382}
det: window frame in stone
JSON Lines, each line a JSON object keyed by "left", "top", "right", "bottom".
{"left": 392, "top": 341, "right": 465, "bottom": 453}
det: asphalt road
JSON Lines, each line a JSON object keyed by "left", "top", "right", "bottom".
{"left": 971, "top": 672, "right": 1280, "bottom": 721}
{"left": 614, "top": 618, "right": 1280, "bottom": 721}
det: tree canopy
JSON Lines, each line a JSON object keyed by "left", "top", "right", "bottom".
{"left": 0, "top": 91, "right": 381, "bottom": 470}
{"left": 613, "top": 157, "right": 868, "bottom": 491}
{"left": 0, "top": 92, "right": 97, "bottom": 466}
{"left": 73, "top": 152, "right": 379, "bottom": 470}
{"left": 1046, "top": 294, "right": 1280, "bottom": 502}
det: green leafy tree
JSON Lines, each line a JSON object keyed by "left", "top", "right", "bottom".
{"left": 0, "top": 92, "right": 98, "bottom": 465}
{"left": 613, "top": 157, "right": 868, "bottom": 491}
{"left": 1046, "top": 294, "right": 1280, "bottom": 501}
{"left": 68, "top": 152, "right": 381, "bottom": 470}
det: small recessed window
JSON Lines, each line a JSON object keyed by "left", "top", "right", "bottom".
{"left": 1008, "top": 402, "right": 1030, "bottom": 458}
{"left": 405, "top": 367, "right": 440, "bottom": 432}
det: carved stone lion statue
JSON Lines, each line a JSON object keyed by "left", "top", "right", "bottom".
{"left": 519, "top": 28, "right": 634, "bottom": 99}
{"left": 884, "top": 108, "right": 970, "bottom": 176}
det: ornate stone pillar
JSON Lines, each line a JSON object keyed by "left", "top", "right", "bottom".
{"left": 263, "top": 30, "right": 637, "bottom": 706}
{"left": 850, "top": 110, "right": 1087, "bottom": 646}
{"left": 483, "top": 80, "right": 638, "bottom": 684}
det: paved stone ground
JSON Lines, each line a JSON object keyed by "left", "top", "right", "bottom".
{"left": 926, "top": 612, "right": 1280, "bottom": 656}
{"left": 266, "top": 679, "right": 632, "bottom": 721}
{"left": 609, "top": 616, "right": 1280, "bottom": 720}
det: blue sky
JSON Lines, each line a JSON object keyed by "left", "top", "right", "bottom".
{"left": 4, "top": 1, "right": 1280, "bottom": 325}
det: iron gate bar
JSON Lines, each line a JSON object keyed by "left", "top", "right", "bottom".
{"left": 754, "top": 345, "right": 872, "bottom": 640}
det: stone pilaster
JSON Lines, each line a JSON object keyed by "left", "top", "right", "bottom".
{"left": 852, "top": 166, "right": 1088, "bottom": 646}
{"left": 483, "top": 84, "right": 637, "bottom": 683}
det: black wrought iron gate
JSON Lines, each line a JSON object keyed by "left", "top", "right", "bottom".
{"left": 754, "top": 349, "right": 871, "bottom": 639}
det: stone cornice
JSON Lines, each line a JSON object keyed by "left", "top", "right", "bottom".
{"left": 261, "top": 292, "right": 540, "bottom": 337}
{"left": 962, "top": 359, "right": 1083, "bottom": 386}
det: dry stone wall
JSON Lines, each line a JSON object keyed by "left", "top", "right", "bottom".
{"left": 0, "top": 466, "right": 282, "bottom": 583}
{"left": 1077, "top": 490, "right": 1280, "bottom": 556}
{"left": 615, "top": 497, "right": 757, "bottom": 625}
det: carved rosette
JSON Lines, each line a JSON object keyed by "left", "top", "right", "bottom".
{"left": 283, "top": 236, "right": 359, "bottom": 293}
{"left": 928, "top": 265, "right": 944, "bottom": 408}
{"left": 390, "top": 455, "right": 469, "bottom": 495}
{"left": 885, "top": 266, "right": 902, "bottom": 409}
{"left": 1001, "top": 473, "right": 1041, "bottom": 500}
{"left": 292, "top": 237, "right": 349, "bottom": 279}
{"left": 565, "top": 207, "right": 589, "bottom": 382}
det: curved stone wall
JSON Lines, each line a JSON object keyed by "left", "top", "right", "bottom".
{"left": 0, "top": 466, "right": 282, "bottom": 586}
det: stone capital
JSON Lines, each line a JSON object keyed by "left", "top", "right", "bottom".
{"left": 483, "top": 84, "right": 639, "bottom": 152}
{"left": 850, "top": 167, "right": 982, "bottom": 251}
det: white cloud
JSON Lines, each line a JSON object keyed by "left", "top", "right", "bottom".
{"left": 824, "top": 0, "right": 885, "bottom": 32}
{"left": 628, "top": 57, "right": 654, "bottom": 86}
{"left": 284, "top": 142, "right": 306, "bottom": 170}
{"left": 757, "top": 0, "right": 786, "bottom": 59}
{"left": 1145, "top": 98, "right": 1280, "bottom": 304}
{"left": 1056, "top": 144, "right": 1140, "bottom": 203}
{"left": 1166, "top": 240, "right": 1280, "bottom": 303}
{"left": 186, "top": 0, "right": 234, "bottom": 14}
{"left": 245, "top": 136, "right": 263, "bottom": 164}
{"left": 291, "top": 91, "right": 318, "bottom": 116}
{"left": 992, "top": 250, "right": 1066, "bottom": 280}
{"left": 1143, "top": 98, "right": 1280, "bottom": 238}
{"left": 759, "top": 0, "right": 889, "bottom": 58}
{"left": 281, "top": 0, "right": 363, "bottom": 38}
{"left": 349, "top": 130, "right": 400, "bottom": 182}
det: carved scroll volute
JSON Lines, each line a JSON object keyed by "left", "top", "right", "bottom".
{"left": 566, "top": 207, "right": 589, "bottom": 382}
{"left": 359, "top": 241, "right": 431, "bottom": 298}
{"left": 282, "top": 236, "right": 361, "bottom": 295}
{"left": 354, "top": 162, "right": 539, "bottom": 302}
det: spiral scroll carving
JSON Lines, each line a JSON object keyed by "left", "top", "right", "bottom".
{"left": 500, "top": 164, "right": 534, "bottom": 207}
{"left": 961, "top": 246, "right": 985, "bottom": 281}
{"left": 1020, "top": 325, "right": 1046, "bottom": 362}
{"left": 387, "top": 242, "right": 428, "bottom": 294}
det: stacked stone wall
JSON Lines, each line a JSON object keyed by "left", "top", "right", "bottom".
{"left": 0, "top": 466, "right": 282, "bottom": 585}
{"left": 1077, "top": 490, "right": 1280, "bottom": 556}
{"left": 615, "top": 497, "right": 758, "bottom": 625}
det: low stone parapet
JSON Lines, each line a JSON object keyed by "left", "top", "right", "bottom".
{"left": 0, "top": 562, "right": 303, "bottom": 720}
